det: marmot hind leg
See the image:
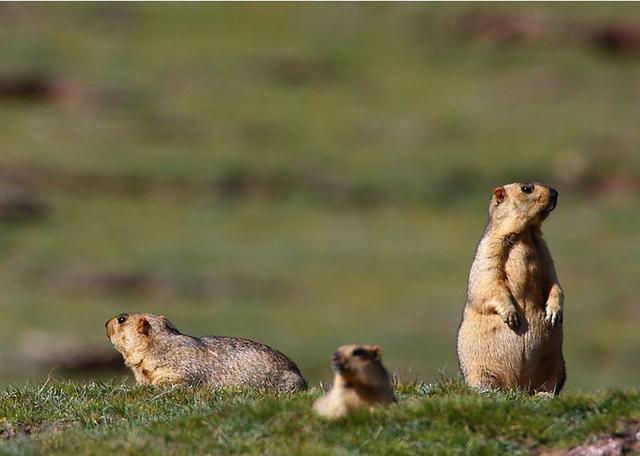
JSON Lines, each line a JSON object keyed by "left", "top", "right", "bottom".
{"left": 532, "top": 354, "right": 566, "bottom": 395}
{"left": 464, "top": 369, "right": 509, "bottom": 392}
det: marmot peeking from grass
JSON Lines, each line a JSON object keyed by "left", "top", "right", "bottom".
{"left": 106, "top": 312, "right": 307, "bottom": 392}
{"left": 313, "top": 344, "right": 397, "bottom": 418}
{"left": 457, "top": 182, "right": 565, "bottom": 395}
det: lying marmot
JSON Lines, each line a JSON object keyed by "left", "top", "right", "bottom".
{"left": 106, "top": 312, "right": 307, "bottom": 392}
{"left": 457, "top": 182, "right": 565, "bottom": 394}
{"left": 313, "top": 344, "right": 397, "bottom": 418}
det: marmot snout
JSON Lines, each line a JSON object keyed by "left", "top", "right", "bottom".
{"left": 106, "top": 312, "right": 307, "bottom": 392}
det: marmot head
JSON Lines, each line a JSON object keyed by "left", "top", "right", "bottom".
{"left": 106, "top": 312, "right": 181, "bottom": 355}
{"left": 489, "top": 182, "right": 558, "bottom": 234}
{"left": 331, "top": 344, "right": 389, "bottom": 387}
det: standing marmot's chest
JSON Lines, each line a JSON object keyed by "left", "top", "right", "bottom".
{"left": 504, "top": 241, "right": 545, "bottom": 300}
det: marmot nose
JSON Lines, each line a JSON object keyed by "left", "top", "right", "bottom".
{"left": 105, "top": 319, "right": 114, "bottom": 337}
{"left": 549, "top": 188, "right": 558, "bottom": 203}
{"left": 331, "top": 352, "right": 346, "bottom": 373}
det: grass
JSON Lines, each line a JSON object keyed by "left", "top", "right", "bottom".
{"left": 1, "top": 379, "right": 639, "bottom": 455}
{"left": 1, "top": 3, "right": 640, "bottom": 391}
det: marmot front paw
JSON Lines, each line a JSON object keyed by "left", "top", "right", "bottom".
{"left": 545, "top": 306, "right": 563, "bottom": 326}
{"left": 503, "top": 308, "right": 521, "bottom": 330}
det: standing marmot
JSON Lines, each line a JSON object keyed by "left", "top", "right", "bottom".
{"left": 313, "top": 344, "right": 397, "bottom": 418}
{"left": 457, "top": 182, "right": 565, "bottom": 395}
{"left": 106, "top": 312, "right": 307, "bottom": 392}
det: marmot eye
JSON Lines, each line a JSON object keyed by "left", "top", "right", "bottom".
{"left": 352, "top": 348, "right": 368, "bottom": 357}
{"left": 520, "top": 184, "right": 534, "bottom": 194}
{"left": 116, "top": 315, "right": 128, "bottom": 324}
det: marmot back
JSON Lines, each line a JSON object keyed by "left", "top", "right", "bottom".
{"left": 106, "top": 312, "right": 307, "bottom": 392}
{"left": 313, "top": 344, "right": 396, "bottom": 419}
{"left": 456, "top": 182, "right": 566, "bottom": 394}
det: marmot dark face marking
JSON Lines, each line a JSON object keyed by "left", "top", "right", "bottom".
{"left": 106, "top": 312, "right": 307, "bottom": 392}
{"left": 331, "top": 345, "right": 382, "bottom": 385}
{"left": 457, "top": 182, "right": 566, "bottom": 395}
{"left": 314, "top": 344, "right": 396, "bottom": 419}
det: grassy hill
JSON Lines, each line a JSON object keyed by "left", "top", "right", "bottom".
{"left": 1, "top": 380, "right": 639, "bottom": 455}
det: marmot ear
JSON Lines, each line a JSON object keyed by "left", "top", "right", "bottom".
{"left": 137, "top": 317, "right": 151, "bottom": 335}
{"left": 493, "top": 187, "right": 506, "bottom": 204}
{"left": 371, "top": 345, "right": 382, "bottom": 361}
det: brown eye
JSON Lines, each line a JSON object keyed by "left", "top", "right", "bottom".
{"left": 117, "top": 315, "right": 128, "bottom": 324}
{"left": 520, "top": 184, "right": 533, "bottom": 194}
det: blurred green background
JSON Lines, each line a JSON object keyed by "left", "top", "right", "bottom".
{"left": 0, "top": 3, "right": 639, "bottom": 390}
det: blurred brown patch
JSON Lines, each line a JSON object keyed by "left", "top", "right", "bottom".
{"left": 0, "top": 163, "right": 153, "bottom": 196}
{"left": 454, "top": 9, "right": 552, "bottom": 44}
{"left": 0, "top": 163, "right": 387, "bottom": 206}
{"left": 0, "top": 181, "right": 46, "bottom": 223}
{"left": 2, "top": 262, "right": 287, "bottom": 300}
{"left": 50, "top": 268, "right": 224, "bottom": 299}
{"left": 51, "top": 268, "right": 171, "bottom": 297}
{"left": 423, "top": 169, "right": 481, "bottom": 204}
{"left": 215, "top": 168, "right": 384, "bottom": 206}
{"left": 453, "top": 9, "right": 640, "bottom": 58}
{"left": 81, "top": 3, "right": 137, "bottom": 29}
{"left": 622, "top": 301, "right": 640, "bottom": 321}
{"left": 552, "top": 148, "right": 640, "bottom": 201}
{"left": 0, "top": 73, "right": 96, "bottom": 107}
{"left": 215, "top": 168, "right": 292, "bottom": 200}
{"left": 0, "top": 72, "right": 134, "bottom": 114}
{"left": 589, "top": 22, "right": 640, "bottom": 55}
{"left": 597, "top": 172, "right": 640, "bottom": 201}
{"left": 20, "top": 330, "right": 124, "bottom": 374}
{"left": 300, "top": 172, "right": 384, "bottom": 207}
{"left": 501, "top": 68, "right": 567, "bottom": 101}
{"left": 0, "top": 74, "right": 55, "bottom": 101}
{"left": 261, "top": 56, "right": 338, "bottom": 86}
{"left": 552, "top": 151, "right": 594, "bottom": 192}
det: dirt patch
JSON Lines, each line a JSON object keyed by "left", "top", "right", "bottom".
{"left": 454, "top": 9, "right": 553, "bottom": 44}
{"left": 0, "top": 419, "right": 32, "bottom": 440}
{"left": 0, "top": 418, "right": 67, "bottom": 440}
{"left": 540, "top": 420, "right": 640, "bottom": 456}
{"left": 568, "top": 420, "right": 640, "bottom": 456}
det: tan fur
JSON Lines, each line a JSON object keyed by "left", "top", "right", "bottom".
{"left": 313, "top": 344, "right": 397, "bottom": 419}
{"left": 105, "top": 312, "right": 307, "bottom": 392}
{"left": 457, "top": 182, "right": 566, "bottom": 394}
